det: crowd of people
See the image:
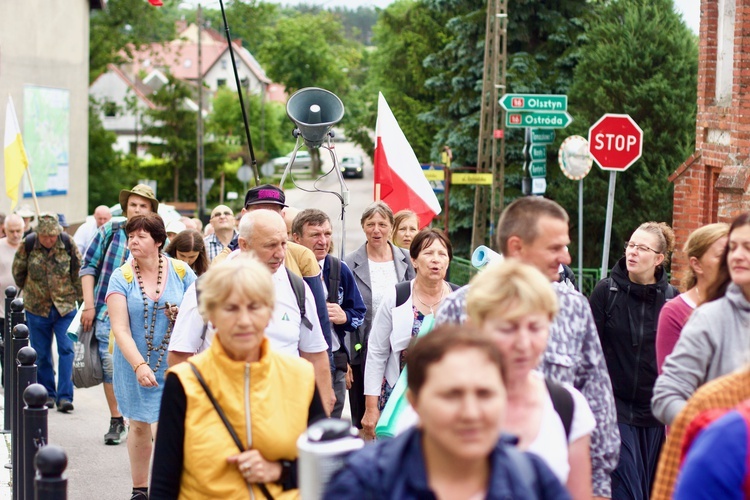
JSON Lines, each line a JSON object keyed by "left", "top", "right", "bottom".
{"left": 3, "top": 181, "right": 750, "bottom": 499}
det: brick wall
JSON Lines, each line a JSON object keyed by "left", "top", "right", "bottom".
{"left": 670, "top": 0, "right": 750, "bottom": 287}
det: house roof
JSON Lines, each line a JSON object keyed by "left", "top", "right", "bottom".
{"left": 104, "top": 63, "right": 158, "bottom": 109}
{"left": 124, "top": 24, "right": 271, "bottom": 85}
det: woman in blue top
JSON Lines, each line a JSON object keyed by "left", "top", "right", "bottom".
{"left": 106, "top": 213, "right": 196, "bottom": 500}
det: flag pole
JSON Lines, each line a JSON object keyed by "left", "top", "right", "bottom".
{"left": 23, "top": 169, "right": 41, "bottom": 217}
{"left": 375, "top": 183, "right": 381, "bottom": 201}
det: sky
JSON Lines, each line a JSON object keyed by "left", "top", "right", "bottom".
{"left": 188, "top": 0, "right": 701, "bottom": 32}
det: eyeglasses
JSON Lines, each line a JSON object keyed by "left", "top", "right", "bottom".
{"left": 624, "top": 242, "right": 661, "bottom": 254}
{"left": 211, "top": 211, "right": 232, "bottom": 219}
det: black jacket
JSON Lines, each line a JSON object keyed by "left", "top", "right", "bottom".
{"left": 589, "top": 257, "right": 678, "bottom": 426}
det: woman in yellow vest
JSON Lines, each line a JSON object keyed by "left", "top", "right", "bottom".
{"left": 150, "top": 256, "right": 327, "bottom": 499}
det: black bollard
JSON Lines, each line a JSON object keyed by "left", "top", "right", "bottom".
{"left": 3, "top": 285, "right": 17, "bottom": 431}
{"left": 22, "top": 384, "right": 47, "bottom": 500}
{"left": 13, "top": 346, "right": 36, "bottom": 500}
{"left": 34, "top": 445, "right": 67, "bottom": 500}
{"left": 7, "top": 299, "right": 25, "bottom": 436}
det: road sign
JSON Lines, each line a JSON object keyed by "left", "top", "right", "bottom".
{"left": 506, "top": 111, "right": 573, "bottom": 129}
{"left": 237, "top": 165, "right": 254, "bottom": 182}
{"left": 588, "top": 114, "right": 643, "bottom": 171}
{"left": 452, "top": 173, "right": 493, "bottom": 185}
{"left": 421, "top": 165, "right": 445, "bottom": 193}
{"left": 531, "top": 178, "right": 547, "bottom": 195}
{"left": 500, "top": 94, "right": 568, "bottom": 112}
{"left": 527, "top": 144, "right": 546, "bottom": 161}
{"left": 531, "top": 129, "right": 555, "bottom": 144}
{"left": 529, "top": 161, "right": 547, "bottom": 178}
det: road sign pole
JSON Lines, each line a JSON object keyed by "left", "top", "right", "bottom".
{"left": 601, "top": 171, "right": 617, "bottom": 279}
{"left": 578, "top": 179, "right": 583, "bottom": 287}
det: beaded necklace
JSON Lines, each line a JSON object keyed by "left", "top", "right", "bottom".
{"left": 133, "top": 254, "right": 173, "bottom": 373}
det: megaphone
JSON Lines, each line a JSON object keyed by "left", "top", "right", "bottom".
{"left": 286, "top": 87, "right": 344, "bottom": 148}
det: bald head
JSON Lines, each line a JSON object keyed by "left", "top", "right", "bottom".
{"left": 237, "top": 209, "right": 287, "bottom": 272}
{"left": 4, "top": 215, "right": 23, "bottom": 246}
{"left": 94, "top": 205, "right": 112, "bottom": 227}
{"left": 282, "top": 207, "right": 300, "bottom": 237}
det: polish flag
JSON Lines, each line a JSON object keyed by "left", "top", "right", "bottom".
{"left": 374, "top": 92, "right": 441, "bottom": 228}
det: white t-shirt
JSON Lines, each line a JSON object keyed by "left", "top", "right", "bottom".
{"left": 525, "top": 372, "right": 596, "bottom": 483}
{"left": 369, "top": 259, "right": 398, "bottom": 316}
{"left": 0, "top": 239, "right": 19, "bottom": 316}
{"left": 168, "top": 253, "right": 328, "bottom": 357}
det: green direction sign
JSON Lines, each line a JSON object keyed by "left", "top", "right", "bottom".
{"left": 531, "top": 129, "right": 555, "bottom": 144}
{"left": 529, "top": 160, "right": 547, "bottom": 178}
{"left": 529, "top": 144, "right": 546, "bottom": 161}
{"left": 506, "top": 111, "right": 573, "bottom": 129}
{"left": 500, "top": 94, "right": 568, "bottom": 112}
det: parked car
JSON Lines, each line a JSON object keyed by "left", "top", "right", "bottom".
{"left": 272, "top": 150, "right": 313, "bottom": 173}
{"left": 340, "top": 155, "right": 364, "bottom": 179}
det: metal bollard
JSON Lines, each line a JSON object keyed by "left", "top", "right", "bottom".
{"left": 3, "top": 286, "right": 17, "bottom": 431}
{"left": 34, "top": 445, "right": 67, "bottom": 500}
{"left": 7, "top": 299, "right": 24, "bottom": 434}
{"left": 13, "top": 347, "right": 36, "bottom": 500}
{"left": 22, "top": 384, "right": 47, "bottom": 500}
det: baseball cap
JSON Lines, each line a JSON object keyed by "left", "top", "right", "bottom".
{"left": 244, "top": 184, "right": 287, "bottom": 209}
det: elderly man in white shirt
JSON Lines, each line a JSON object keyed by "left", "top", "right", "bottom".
{"left": 73, "top": 205, "right": 112, "bottom": 256}
{"left": 167, "top": 209, "right": 334, "bottom": 412}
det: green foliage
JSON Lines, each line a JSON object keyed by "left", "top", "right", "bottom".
{"left": 88, "top": 99, "right": 140, "bottom": 211}
{"left": 195, "top": 0, "right": 281, "bottom": 56}
{"left": 559, "top": 0, "right": 698, "bottom": 269}
{"left": 256, "top": 12, "right": 362, "bottom": 96}
{"left": 89, "top": 0, "right": 178, "bottom": 82}
{"left": 141, "top": 75, "right": 198, "bottom": 202}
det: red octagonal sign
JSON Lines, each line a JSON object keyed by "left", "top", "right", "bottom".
{"left": 588, "top": 114, "right": 643, "bottom": 171}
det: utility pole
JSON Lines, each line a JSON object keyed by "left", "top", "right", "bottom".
{"left": 196, "top": 3, "right": 206, "bottom": 220}
{"left": 470, "top": 0, "right": 508, "bottom": 251}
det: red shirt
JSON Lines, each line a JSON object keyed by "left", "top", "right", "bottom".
{"left": 656, "top": 294, "right": 694, "bottom": 373}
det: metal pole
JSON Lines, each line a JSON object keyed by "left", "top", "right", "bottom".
{"left": 218, "top": 0, "right": 260, "bottom": 186}
{"left": 14, "top": 346, "right": 36, "bottom": 500}
{"left": 601, "top": 171, "right": 617, "bottom": 279}
{"left": 23, "top": 384, "right": 47, "bottom": 500}
{"left": 3, "top": 286, "right": 17, "bottom": 432}
{"left": 578, "top": 179, "right": 583, "bottom": 287}
{"left": 197, "top": 3, "right": 205, "bottom": 221}
{"left": 34, "top": 445, "right": 67, "bottom": 500}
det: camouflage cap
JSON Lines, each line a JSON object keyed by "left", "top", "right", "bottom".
{"left": 36, "top": 213, "right": 62, "bottom": 236}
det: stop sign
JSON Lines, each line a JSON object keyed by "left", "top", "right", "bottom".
{"left": 588, "top": 114, "right": 643, "bottom": 171}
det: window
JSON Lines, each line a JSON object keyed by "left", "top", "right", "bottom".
{"left": 221, "top": 59, "right": 228, "bottom": 69}
{"left": 184, "top": 59, "right": 192, "bottom": 68}
{"left": 104, "top": 101, "right": 117, "bottom": 117}
{"left": 217, "top": 79, "right": 227, "bottom": 88}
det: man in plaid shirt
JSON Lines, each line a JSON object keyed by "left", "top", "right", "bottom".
{"left": 204, "top": 204, "right": 236, "bottom": 262}
{"left": 79, "top": 184, "right": 158, "bottom": 445}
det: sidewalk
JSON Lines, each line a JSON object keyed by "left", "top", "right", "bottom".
{"left": 0, "top": 389, "right": 12, "bottom": 499}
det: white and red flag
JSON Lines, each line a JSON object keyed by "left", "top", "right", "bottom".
{"left": 373, "top": 92, "right": 441, "bottom": 228}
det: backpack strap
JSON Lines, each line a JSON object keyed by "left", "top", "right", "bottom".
{"left": 545, "top": 377, "right": 574, "bottom": 440}
{"left": 327, "top": 255, "right": 341, "bottom": 304}
{"left": 288, "top": 271, "right": 313, "bottom": 330}
{"left": 395, "top": 281, "right": 412, "bottom": 308}
{"left": 604, "top": 277, "right": 619, "bottom": 319}
{"left": 504, "top": 444, "right": 541, "bottom": 497}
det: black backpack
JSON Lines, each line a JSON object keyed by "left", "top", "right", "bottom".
{"left": 327, "top": 255, "right": 342, "bottom": 304}
{"left": 394, "top": 281, "right": 461, "bottom": 308}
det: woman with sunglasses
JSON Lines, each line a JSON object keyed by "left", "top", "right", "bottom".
{"left": 589, "top": 221, "right": 678, "bottom": 500}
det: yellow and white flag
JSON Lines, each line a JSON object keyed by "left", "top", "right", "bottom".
{"left": 4, "top": 96, "right": 28, "bottom": 210}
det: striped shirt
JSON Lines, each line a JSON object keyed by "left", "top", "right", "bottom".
{"left": 651, "top": 368, "right": 750, "bottom": 500}
{"left": 79, "top": 220, "right": 129, "bottom": 321}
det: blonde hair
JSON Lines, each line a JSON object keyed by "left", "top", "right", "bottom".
{"left": 635, "top": 221, "right": 675, "bottom": 267}
{"left": 466, "top": 259, "right": 558, "bottom": 324}
{"left": 392, "top": 210, "right": 418, "bottom": 241}
{"left": 197, "top": 256, "right": 275, "bottom": 321}
{"left": 683, "top": 222, "right": 730, "bottom": 289}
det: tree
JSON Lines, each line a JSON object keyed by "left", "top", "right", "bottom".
{"left": 141, "top": 75, "right": 197, "bottom": 202}
{"left": 257, "top": 12, "right": 362, "bottom": 174}
{"left": 88, "top": 99, "right": 140, "bottom": 211}
{"left": 560, "top": 0, "right": 698, "bottom": 270}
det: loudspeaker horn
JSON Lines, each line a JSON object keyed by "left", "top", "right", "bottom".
{"left": 286, "top": 87, "right": 344, "bottom": 148}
